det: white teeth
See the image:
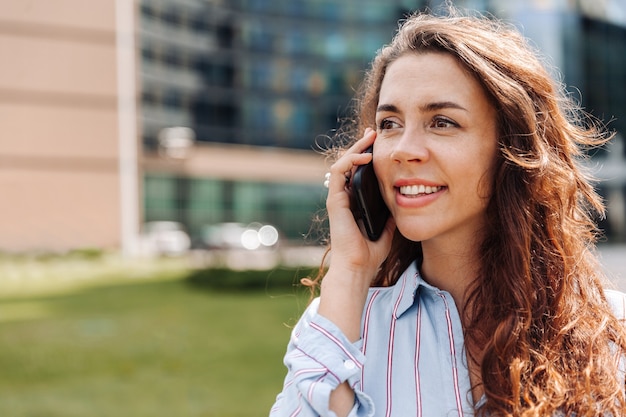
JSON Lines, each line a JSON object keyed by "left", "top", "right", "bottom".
{"left": 399, "top": 185, "right": 442, "bottom": 196}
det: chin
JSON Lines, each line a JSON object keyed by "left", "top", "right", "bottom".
{"left": 395, "top": 223, "right": 433, "bottom": 243}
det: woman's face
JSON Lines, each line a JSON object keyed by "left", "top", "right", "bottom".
{"left": 373, "top": 52, "right": 498, "bottom": 246}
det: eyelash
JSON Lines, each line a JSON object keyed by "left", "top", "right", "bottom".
{"left": 431, "top": 116, "right": 459, "bottom": 129}
{"left": 376, "top": 116, "right": 459, "bottom": 131}
{"left": 377, "top": 119, "right": 399, "bottom": 130}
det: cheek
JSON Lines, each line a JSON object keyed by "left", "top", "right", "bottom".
{"left": 477, "top": 163, "right": 497, "bottom": 206}
{"left": 372, "top": 150, "right": 395, "bottom": 205}
{"left": 372, "top": 154, "right": 392, "bottom": 194}
{"left": 372, "top": 142, "right": 392, "bottom": 176}
{"left": 468, "top": 151, "right": 498, "bottom": 206}
{"left": 466, "top": 130, "right": 499, "bottom": 196}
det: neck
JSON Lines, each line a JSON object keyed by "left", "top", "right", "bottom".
{"left": 419, "top": 239, "right": 480, "bottom": 314}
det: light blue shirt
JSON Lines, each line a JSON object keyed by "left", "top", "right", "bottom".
{"left": 270, "top": 261, "right": 626, "bottom": 417}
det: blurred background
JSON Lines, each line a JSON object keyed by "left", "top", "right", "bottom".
{"left": 0, "top": 0, "right": 624, "bottom": 416}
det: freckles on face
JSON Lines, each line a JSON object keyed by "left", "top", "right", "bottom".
{"left": 372, "top": 52, "right": 498, "bottom": 244}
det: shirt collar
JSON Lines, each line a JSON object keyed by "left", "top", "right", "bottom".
{"left": 391, "top": 260, "right": 422, "bottom": 319}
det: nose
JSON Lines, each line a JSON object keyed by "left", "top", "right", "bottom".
{"left": 390, "top": 127, "right": 430, "bottom": 163}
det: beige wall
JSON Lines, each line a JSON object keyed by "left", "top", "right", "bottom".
{"left": 142, "top": 142, "right": 328, "bottom": 185}
{"left": 0, "top": 0, "right": 122, "bottom": 252}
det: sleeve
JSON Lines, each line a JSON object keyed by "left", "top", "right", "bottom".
{"left": 269, "top": 298, "right": 375, "bottom": 417}
{"left": 604, "top": 289, "right": 626, "bottom": 322}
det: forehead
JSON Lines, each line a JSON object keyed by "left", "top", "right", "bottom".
{"left": 378, "top": 52, "right": 492, "bottom": 112}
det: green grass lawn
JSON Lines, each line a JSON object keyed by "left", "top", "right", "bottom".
{"left": 0, "top": 262, "right": 313, "bottom": 416}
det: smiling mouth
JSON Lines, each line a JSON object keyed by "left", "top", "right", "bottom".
{"left": 399, "top": 185, "right": 445, "bottom": 196}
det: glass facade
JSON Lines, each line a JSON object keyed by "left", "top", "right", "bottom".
{"left": 578, "top": 14, "right": 626, "bottom": 241}
{"left": 143, "top": 174, "right": 327, "bottom": 243}
{"left": 138, "top": 0, "right": 419, "bottom": 150}
{"left": 580, "top": 17, "right": 626, "bottom": 147}
{"left": 138, "top": 0, "right": 424, "bottom": 242}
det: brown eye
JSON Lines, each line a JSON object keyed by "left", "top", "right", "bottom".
{"left": 378, "top": 119, "right": 401, "bottom": 130}
{"left": 431, "top": 116, "right": 458, "bottom": 129}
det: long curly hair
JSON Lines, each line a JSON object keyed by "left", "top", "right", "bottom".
{"left": 309, "top": 9, "right": 626, "bottom": 417}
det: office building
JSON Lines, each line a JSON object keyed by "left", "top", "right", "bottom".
{"left": 139, "top": 0, "right": 417, "bottom": 248}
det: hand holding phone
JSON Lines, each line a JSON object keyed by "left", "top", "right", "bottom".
{"left": 350, "top": 147, "right": 390, "bottom": 241}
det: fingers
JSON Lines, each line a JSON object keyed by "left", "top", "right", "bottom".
{"left": 325, "top": 129, "right": 377, "bottom": 192}
{"left": 345, "top": 127, "right": 377, "bottom": 155}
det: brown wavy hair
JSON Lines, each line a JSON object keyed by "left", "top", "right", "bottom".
{"left": 307, "top": 9, "right": 626, "bottom": 417}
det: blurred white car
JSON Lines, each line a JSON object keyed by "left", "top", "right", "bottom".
{"left": 200, "top": 222, "right": 280, "bottom": 250}
{"left": 140, "top": 221, "right": 191, "bottom": 256}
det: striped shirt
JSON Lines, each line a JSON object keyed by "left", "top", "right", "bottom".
{"left": 270, "top": 260, "right": 626, "bottom": 417}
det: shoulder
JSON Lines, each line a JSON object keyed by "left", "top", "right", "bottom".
{"left": 604, "top": 288, "right": 626, "bottom": 320}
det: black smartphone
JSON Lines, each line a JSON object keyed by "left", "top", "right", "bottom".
{"left": 350, "top": 147, "right": 390, "bottom": 241}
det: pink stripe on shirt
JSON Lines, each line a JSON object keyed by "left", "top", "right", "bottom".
{"left": 439, "top": 293, "right": 464, "bottom": 417}
{"left": 385, "top": 276, "right": 407, "bottom": 417}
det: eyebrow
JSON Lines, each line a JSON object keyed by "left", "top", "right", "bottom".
{"left": 376, "top": 101, "right": 468, "bottom": 113}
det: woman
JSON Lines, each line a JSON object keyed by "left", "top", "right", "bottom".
{"left": 270, "top": 10, "right": 626, "bottom": 417}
